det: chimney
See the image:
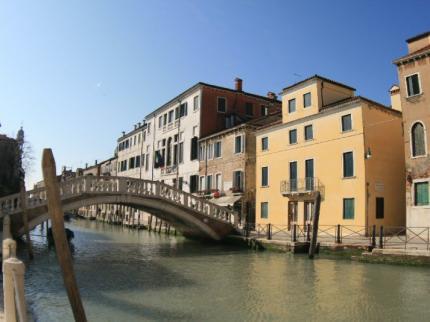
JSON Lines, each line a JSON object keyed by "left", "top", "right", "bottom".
{"left": 85, "top": 163, "right": 88, "bottom": 169}
{"left": 122, "top": 131, "right": 125, "bottom": 136}
{"left": 389, "top": 85, "right": 402, "bottom": 112}
{"left": 235, "top": 77, "right": 243, "bottom": 91}
{"left": 95, "top": 160, "right": 98, "bottom": 165}
{"left": 267, "top": 92, "right": 277, "bottom": 100}
{"left": 138, "top": 122, "right": 141, "bottom": 127}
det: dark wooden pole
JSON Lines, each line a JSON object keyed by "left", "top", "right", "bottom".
{"left": 308, "top": 192, "right": 321, "bottom": 259}
{"left": 42, "top": 148, "right": 87, "bottom": 322}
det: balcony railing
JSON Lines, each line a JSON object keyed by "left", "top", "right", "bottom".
{"left": 280, "top": 177, "right": 323, "bottom": 196}
{"left": 160, "top": 165, "right": 177, "bottom": 176}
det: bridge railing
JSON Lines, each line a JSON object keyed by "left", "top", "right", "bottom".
{"left": 0, "top": 176, "right": 238, "bottom": 226}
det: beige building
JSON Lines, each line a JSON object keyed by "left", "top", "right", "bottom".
{"left": 393, "top": 31, "right": 430, "bottom": 227}
{"left": 198, "top": 113, "right": 281, "bottom": 224}
{"left": 255, "top": 75, "right": 405, "bottom": 231}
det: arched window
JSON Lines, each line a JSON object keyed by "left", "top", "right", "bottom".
{"left": 411, "top": 122, "right": 426, "bottom": 157}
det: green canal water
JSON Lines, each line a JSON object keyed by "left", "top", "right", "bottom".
{"left": 22, "top": 219, "right": 430, "bottom": 322}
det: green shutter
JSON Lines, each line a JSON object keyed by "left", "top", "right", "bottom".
{"left": 343, "top": 198, "right": 355, "bottom": 219}
{"left": 415, "top": 182, "right": 429, "bottom": 206}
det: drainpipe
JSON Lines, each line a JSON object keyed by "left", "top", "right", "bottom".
{"left": 176, "top": 99, "right": 182, "bottom": 188}
{"left": 151, "top": 114, "right": 156, "bottom": 181}
{"left": 139, "top": 127, "right": 144, "bottom": 180}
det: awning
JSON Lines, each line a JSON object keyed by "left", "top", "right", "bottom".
{"left": 211, "top": 195, "right": 242, "bottom": 207}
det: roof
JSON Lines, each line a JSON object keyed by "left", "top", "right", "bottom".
{"left": 282, "top": 74, "right": 356, "bottom": 93}
{"left": 258, "top": 96, "right": 400, "bottom": 134}
{"left": 406, "top": 31, "right": 430, "bottom": 43}
{"left": 145, "top": 81, "right": 281, "bottom": 119}
{"left": 199, "top": 112, "right": 282, "bottom": 141}
{"left": 394, "top": 44, "right": 430, "bottom": 65}
{"left": 117, "top": 123, "right": 147, "bottom": 142}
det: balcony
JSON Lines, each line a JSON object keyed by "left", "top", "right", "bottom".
{"left": 280, "top": 178, "right": 324, "bottom": 199}
{"left": 160, "top": 165, "right": 177, "bottom": 176}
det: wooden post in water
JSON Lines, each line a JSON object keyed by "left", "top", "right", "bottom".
{"left": 308, "top": 192, "right": 321, "bottom": 259}
{"left": 20, "top": 183, "right": 34, "bottom": 260}
{"left": 42, "top": 148, "right": 87, "bottom": 322}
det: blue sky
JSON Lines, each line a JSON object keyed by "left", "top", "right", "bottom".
{"left": 1, "top": 0, "right": 429, "bottom": 186}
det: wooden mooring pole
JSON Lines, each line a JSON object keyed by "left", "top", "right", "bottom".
{"left": 42, "top": 148, "right": 87, "bottom": 322}
{"left": 308, "top": 192, "right": 321, "bottom": 259}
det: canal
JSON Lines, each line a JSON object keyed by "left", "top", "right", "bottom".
{"left": 22, "top": 219, "right": 430, "bottom": 322}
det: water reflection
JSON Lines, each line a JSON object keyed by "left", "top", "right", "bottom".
{"left": 22, "top": 219, "right": 430, "bottom": 322}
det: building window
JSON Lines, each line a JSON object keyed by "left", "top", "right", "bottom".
{"left": 163, "top": 113, "right": 167, "bottom": 126}
{"left": 199, "top": 144, "right": 206, "bottom": 161}
{"left": 218, "top": 97, "right": 226, "bottom": 113}
{"left": 261, "top": 105, "right": 268, "bottom": 116}
{"left": 207, "top": 143, "right": 213, "bottom": 159}
{"left": 343, "top": 198, "right": 355, "bottom": 219}
{"left": 129, "top": 157, "right": 135, "bottom": 169}
{"left": 376, "top": 197, "right": 384, "bottom": 219}
{"left": 304, "top": 125, "right": 313, "bottom": 141}
{"left": 288, "top": 99, "right": 296, "bottom": 113}
{"left": 158, "top": 116, "right": 163, "bottom": 128}
{"left": 261, "top": 137, "right": 269, "bottom": 151}
{"left": 178, "top": 142, "right": 184, "bottom": 163}
{"left": 214, "top": 141, "right": 222, "bottom": 158}
{"left": 168, "top": 110, "right": 174, "bottom": 123}
{"left": 261, "top": 202, "right": 268, "bottom": 219}
{"left": 190, "top": 137, "right": 199, "bottom": 160}
{"left": 215, "top": 173, "right": 222, "bottom": 190}
{"left": 199, "top": 176, "right": 205, "bottom": 191}
{"left": 193, "top": 95, "right": 199, "bottom": 111}
{"left": 303, "top": 92, "right": 311, "bottom": 108}
{"left": 289, "top": 129, "right": 297, "bottom": 144}
{"left": 406, "top": 73, "right": 421, "bottom": 97}
{"left": 341, "top": 114, "right": 352, "bottom": 132}
{"left": 180, "top": 102, "right": 188, "bottom": 117}
{"left": 343, "top": 151, "right": 354, "bottom": 178}
{"left": 235, "top": 135, "right": 243, "bottom": 154}
{"left": 206, "top": 175, "right": 213, "bottom": 191}
{"left": 135, "top": 155, "right": 141, "bottom": 168}
{"left": 245, "top": 102, "right": 253, "bottom": 116}
{"left": 178, "top": 177, "right": 183, "bottom": 190}
{"left": 411, "top": 122, "right": 426, "bottom": 157}
{"left": 261, "top": 166, "right": 269, "bottom": 187}
{"left": 233, "top": 170, "right": 243, "bottom": 191}
{"left": 190, "top": 175, "right": 199, "bottom": 193}
{"left": 415, "top": 182, "right": 429, "bottom": 206}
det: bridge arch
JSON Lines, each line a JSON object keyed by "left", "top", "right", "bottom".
{"left": 0, "top": 176, "right": 239, "bottom": 240}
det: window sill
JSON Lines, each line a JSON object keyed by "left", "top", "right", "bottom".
{"left": 262, "top": 149, "right": 269, "bottom": 152}
{"left": 342, "top": 176, "right": 356, "bottom": 180}
{"left": 411, "top": 155, "right": 427, "bottom": 159}
{"left": 341, "top": 129, "right": 353, "bottom": 134}
{"left": 304, "top": 139, "right": 314, "bottom": 142}
{"left": 217, "top": 110, "right": 226, "bottom": 114}
{"left": 261, "top": 185, "right": 270, "bottom": 188}
{"left": 289, "top": 142, "right": 298, "bottom": 146}
{"left": 412, "top": 205, "right": 430, "bottom": 209}
{"left": 406, "top": 92, "right": 423, "bottom": 100}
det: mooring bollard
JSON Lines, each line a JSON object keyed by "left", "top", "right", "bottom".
{"left": 2, "top": 238, "right": 17, "bottom": 263}
{"left": 306, "top": 224, "right": 311, "bottom": 242}
{"left": 3, "top": 257, "right": 27, "bottom": 322}
{"left": 292, "top": 224, "right": 297, "bottom": 242}
{"left": 336, "top": 224, "right": 341, "bottom": 243}
{"left": 379, "top": 226, "right": 384, "bottom": 249}
{"left": 372, "top": 225, "right": 376, "bottom": 248}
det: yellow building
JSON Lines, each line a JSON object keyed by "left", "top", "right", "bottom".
{"left": 255, "top": 75, "right": 405, "bottom": 231}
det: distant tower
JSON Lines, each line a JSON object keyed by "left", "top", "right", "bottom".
{"left": 16, "top": 126, "right": 24, "bottom": 147}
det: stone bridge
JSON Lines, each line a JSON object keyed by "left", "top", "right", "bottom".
{"left": 0, "top": 176, "right": 239, "bottom": 240}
